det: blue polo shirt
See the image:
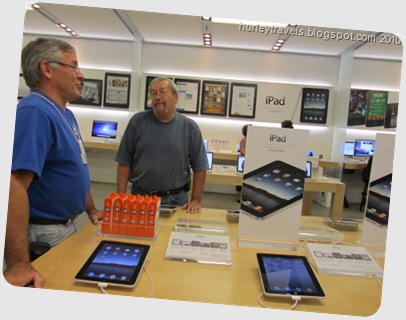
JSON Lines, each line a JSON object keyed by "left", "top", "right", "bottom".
{"left": 12, "top": 91, "right": 90, "bottom": 220}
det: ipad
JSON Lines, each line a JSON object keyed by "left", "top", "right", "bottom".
{"left": 257, "top": 253, "right": 325, "bottom": 299}
{"left": 75, "top": 240, "right": 150, "bottom": 288}
{"left": 300, "top": 87, "right": 329, "bottom": 124}
{"left": 241, "top": 160, "right": 305, "bottom": 220}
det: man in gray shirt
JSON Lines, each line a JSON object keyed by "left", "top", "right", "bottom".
{"left": 115, "top": 77, "right": 208, "bottom": 213}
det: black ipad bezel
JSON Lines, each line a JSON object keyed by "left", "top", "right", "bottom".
{"left": 366, "top": 190, "right": 390, "bottom": 227}
{"left": 366, "top": 173, "right": 392, "bottom": 227}
{"left": 241, "top": 160, "right": 305, "bottom": 220}
{"left": 257, "top": 253, "right": 325, "bottom": 299}
{"left": 300, "top": 87, "right": 329, "bottom": 124}
{"left": 369, "top": 173, "right": 392, "bottom": 198}
{"left": 75, "top": 240, "right": 150, "bottom": 288}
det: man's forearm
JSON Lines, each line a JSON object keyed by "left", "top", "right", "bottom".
{"left": 191, "top": 170, "right": 206, "bottom": 203}
{"left": 117, "top": 164, "right": 130, "bottom": 193}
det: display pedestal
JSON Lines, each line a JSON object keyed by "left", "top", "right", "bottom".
{"left": 237, "top": 126, "right": 310, "bottom": 249}
{"left": 360, "top": 133, "right": 394, "bottom": 255}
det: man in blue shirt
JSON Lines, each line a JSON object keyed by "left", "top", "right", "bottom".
{"left": 4, "top": 38, "right": 103, "bottom": 287}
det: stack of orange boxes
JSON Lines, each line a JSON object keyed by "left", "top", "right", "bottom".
{"left": 101, "top": 192, "right": 160, "bottom": 239}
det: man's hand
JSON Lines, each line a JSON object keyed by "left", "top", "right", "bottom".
{"left": 3, "top": 262, "right": 45, "bottom": 288}
{"left": 182, "top": 199, "right": 202, "bottom": 214}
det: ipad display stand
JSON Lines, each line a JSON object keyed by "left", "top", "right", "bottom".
{"left": 238, "top": 126, "right": 310, "bottom": 251}
{"left": 99, "top": 192, "right": 161, "bottom": 241}
{"left": 361, "top": 133, "right": 394, "bottom": 257}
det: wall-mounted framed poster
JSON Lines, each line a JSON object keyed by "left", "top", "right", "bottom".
{"left": 70, "top": 79, "right": 103, "bottom": 106}
{"left": 229, "top": 82, "right": 257, "bottom": 118}
{"left": 201, "top": 80, "right": 229, "bottom": 117}
{"left": 174, "top": 78, "right": 200, "bottom": 114}
{"left": 104, "top": 73, "right": 131, "bottom": 109}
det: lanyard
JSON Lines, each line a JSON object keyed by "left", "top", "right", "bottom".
{"left": 30, "top": 92, "right": 88, "bottom": 164}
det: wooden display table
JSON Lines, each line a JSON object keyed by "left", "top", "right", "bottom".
{"left": 31, "top": 210, "right": 382, "bottom": 317}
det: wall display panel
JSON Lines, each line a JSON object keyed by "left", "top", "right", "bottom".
{"left": 201, "top": 81, "right": 229, "bottom": 117}
{"left": 384, "top": 103, "right": 398, "bottom": 128}
{"left": 104, "top": 73, "right": 131, "bottom": 109}
{"left": 174, "top": 78, "right": 200, "bottom": 114}
{"left": 365, "top": 91, "right": 388, "bottom": 127}
{"left": 70, "top": 79, "right": 103, "bottom": 106}
{"left": 228, "top": 82, "right": 257, "bottom": 119}
{"left": 256, "top": 82, "right": 329, "bottom": 125}
{"left": 347, "top": 89, "right": 368, "bottom": 126}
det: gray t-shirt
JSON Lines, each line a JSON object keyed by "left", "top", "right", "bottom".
{"left": 115, "top": 110, "right": 208, "bottom": 191}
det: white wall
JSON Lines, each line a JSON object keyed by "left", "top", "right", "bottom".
{"left": 21, "top": 34, "right": 401, "bottom": 196}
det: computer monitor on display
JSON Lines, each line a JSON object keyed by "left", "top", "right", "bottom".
{"left": 91, "top": 120, "right": 118, "bottom": 140}
{"left": 354, "top": 139, "right": 375, "bottom": 157}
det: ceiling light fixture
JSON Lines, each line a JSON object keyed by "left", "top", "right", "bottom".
{"left": 270, "top": 25, "right": 298, "bottom": 52}
{"left": 201, "top": 17, "right": 212, "bottom": 46}
{"left": 31, "top": 3, "right": 79, "bottom": 37}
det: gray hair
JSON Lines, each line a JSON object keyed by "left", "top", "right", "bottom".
{"left": 21, "top": 37, "right": 76, "bottom": 88}
{"left": 149, "top": 77, "right": 178, "bottom": 94}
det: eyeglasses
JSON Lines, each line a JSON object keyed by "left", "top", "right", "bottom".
{"left": 49, "top": 61, "right": 81, "bottom": 74}
{"left": 150, "top": 89, "right": 170, "bottom": 98}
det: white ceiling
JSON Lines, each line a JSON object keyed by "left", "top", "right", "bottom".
{"left": 23, "top": 3, "right": 402, "bottom": 61}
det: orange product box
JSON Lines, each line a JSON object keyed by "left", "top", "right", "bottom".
{"left": 137, "top": 195, "right": 151, "bottom": 238}
{"left": 101, "top": 192, "right": 119, "bottom": 234}
{"left": 119, "top": 194, "right": 136, "bottom": 236}
{"left": 111, "top": 192, "right": 128, "bottom": 234}
{"left": 128, "top": 195, "right": 143, "bottom": 237}
{"left": 146, "top": 195, "right": 161, "bottom": 238}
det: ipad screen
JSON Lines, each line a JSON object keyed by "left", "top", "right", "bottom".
{"left": 75, "top": 240, "right": 150, "bottom": 288}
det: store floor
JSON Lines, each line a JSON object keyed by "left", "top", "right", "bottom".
{"left": 86, "top": 182, "right": 364, "bottom": 226}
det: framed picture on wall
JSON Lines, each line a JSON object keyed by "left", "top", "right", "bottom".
{"left": 174, "top": 78, "right": 200, "bottom": 114}
{"left": 229, "top": 82, "right": 257, "bottom": 118}
{"left": 300, "top": 87, "right": 329, "bottom": 124}
{"left": 201, "top": 80, "right": 229, "bottom": 117}
{"left": 104, "top": 73, "right": 131, "bottom": 109}
{"left": 70, "top": 79, "right": 103, "bottom": 106}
